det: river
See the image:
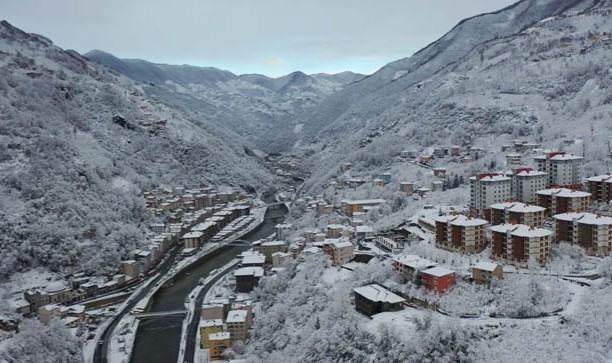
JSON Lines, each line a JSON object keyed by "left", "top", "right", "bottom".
{"left": 130, "top": 205, "right": 287, "bottom": 363}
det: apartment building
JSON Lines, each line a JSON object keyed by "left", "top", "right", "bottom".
{"left": 536, "top": 188, "right": 591, "bottom": 216}
{"left": 490, "top": 224, "right": 552, "bottom": 264}
{"left": 469, "top": 173, "right": 513, "bottom": 219}
{"left": 534, "top": 152, "right": 583, "bottom": 188}
{"left": 489, "top": 202, "right": 546, "bottom": 227}
{"left": 208, "top": 332, "right": 231, "bottom": 361}
{"left": 226, "top": 309, "right": 249, "bottom": 343}
{"left": 587, "top": 174, "right": 612, "bottom": 202}
{"left": 472, "top": 262, "right": 503, "bottom": 284}
{"left": 511, "top": 168, "right": 547, "bottom": 203}
{"left": 435, "top": 214, "right": 488, "bottom": 253}
{"left": 391, "top": 255, "right": 437, "bottom": 282}
{"left": 199, "top": 319, "right": 223, "bottom": 349}
{"left": 421, "top": 267, "right": 456, "bottom": 294}
{"left": 553, "top": 212, "right": 612, "bottom": 255}
{"left": 330, "top": 240, "right": 354, "bottom": 266}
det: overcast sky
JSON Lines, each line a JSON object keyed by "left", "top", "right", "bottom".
{"left": 2, "top": 0, "right": 517, "bottom": 76}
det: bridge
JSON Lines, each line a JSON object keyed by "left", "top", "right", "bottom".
{"left": 132, "top": 309, "right": 187, "bottom": 319}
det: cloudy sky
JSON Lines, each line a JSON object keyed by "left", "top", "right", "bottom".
{"left": 2, "top": 0, "right": 517, "bottom": 76}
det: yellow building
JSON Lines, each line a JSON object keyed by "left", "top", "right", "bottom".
{"left": 209, "top": 332, "right": 231, "bottom": 361}
{"left": 199, "top": 319, "right": 223, "bottom": 349}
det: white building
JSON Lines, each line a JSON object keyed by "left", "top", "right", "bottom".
{"left": 511, "top": 168, "right": 547, "bottom": 203}
{"left": 469, "top": 173, "right": 513, "bottom": 219}
{"left": 534, "top": 152, "right": 583, "bottom": 187}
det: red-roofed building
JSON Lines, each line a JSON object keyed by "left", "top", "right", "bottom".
{"left": 421, "top": 267, "right": 456, "bottom": 294}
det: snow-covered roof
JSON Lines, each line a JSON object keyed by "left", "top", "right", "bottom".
{"left": 553, "top": 212, "right": 612, "bottom": 226}
{"left": 436, "top": 214, "right": 487, "bottom": 227}
{"left": 344, "top": 199, "right": 385, "bottom": 205}
{"left": 182, "top": 231, "right": 204, "bottom": 239}
{"left": 470, "top": 174, "right": 511, "bottom": 182}
{"left": 199, "top": 319, "right": 223, "bottom": 328}
{"left": 226, "top": 309, "right": 248, "bottom": 323}
{"left": 473, "top": 262, "right": 500, "bottom": 272}
{"left": 515, "top": 170, "right": 546, "bottom": 177}
{"left": 45, "top": 281, "right": 67, "bottom": 293}
{"left": 261, "top": 240, "right": 286, "bottom": 247}
{"left": 234, "top": 267, "right": 264, "bottom": 277}
{"left": 394, "top": 255, "right": 437, "bottom": 270}
{"left": 332, "top": 241, "right": 353, "bottom": 249}
{"left": 490, "top": 224, "right": 552, "bottom": 238}
{"left": 356, "top": 225, "right": 373, "bottom": 233}
{"left": 536, "top": 188, "right": 590, "bottom": 198}
{"left": 272, "top": 251, "right": 290, "bottom": 257}
{"left": 549, "top": 154, "right": 582, "bottom": 161}
{"left": 587, "top": 174, "right": 612, "bottom": 182}
{"left": 208, "top": 332, "right": 230, "bottom": 341}
{"left": 302, "top": 247, "right": 321, "bottom": 254}
{"left": 490, "top": 202, "right": 545, "bottom": 213}
{"left": 422, "top": 266, "right": 455, "bottom": 277}
{"left": 241, "top": 254, "right": 265, "bottom": 265}
{"left": 353, "top": 284, "right": 405, "bottom": 304}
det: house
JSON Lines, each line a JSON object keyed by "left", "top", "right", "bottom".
{"left": 392, "top": 255, "right": 437, "bottom": 282}
{"left": 421, "top": 267, "right": 456, "bottom": 294}
{"left": 553, "top": 212, "right": 612, "bottom": 255}
{"left": 38, "top": 304, "right": 63, "bottom": 325}
{"left": 490, "top": 224, "right": 552, "bottom": 264}
{"left": 586, "top": 174, "right": 612, "bottom": 202}
{"left": 435, "top": 214, "right": 488, "bottom": 254}
{"left": 355, "top": 225, "right": 374, "bottom": 241}
{"left": 489, "top": 202, "right": 546, "bottom": 227}
{"left": 353, "top": 284, "right": 405, "bottom": 316}
{"left": 326, "top": 224, "right": 344, "bottom": 238}
{"left": 377, "top": 173, "right": 392, "bottom": 184}
{"left": 536, "top": 188, "right": 591, "bottom": 216}
{"left": 511, "top": 168, "right": 548, "bottom": 203}
{"left": 121, "top": 260, "right": 140, "bottom": 279}
{"left": 534, "top": 152, "right": 583, "bottom": 188}
{"left": 506, "top": 153, "right": 523, "bottom": 166}
{"left": 234, "top": 267, "right": 264, "bottom": 293}
{"left": 208, "top": 332, "right": 231, "bottom": 361}
{"left": 372, "top": 178, "right": 385, "bottom": 186}
{"left": 472, "top": 262, "right": 503, "bottom": 284}
{"left": 399, "top": 182, "right": 414, "bottom": 193}
{"left": 257, "top": 240, "right": 287, "bottom": 263}
{"left": 433, "top": 168, "right": 447, "bottom": 177}
{"left": 272, "top": 251, "right": 291, "bottom": 267}
{"left": 433, "top": 147, "right": 447, "bottom": 157}
{"left": 342, "top": 199, "right": 385, "bottom": 216}
{"left": 201, "top": 303, "right": 224, "bottom": 320}
{"left": 182, "top": 231, "right": 204, "bottom": 249}
{"left": 199, "top": 319, "right": 223, "bottom": 349}
{"left": 431, "top": 181, "right": 444, "bottom": 191}
{"left": 449, "top": 146, "right": 461, "bottom": 156}
{"left": 469, "top": 173, "right": 513, "bottom": 219}
{"left": 226, "top": 310, "right": 249, "bottom": 343}
{"left": 275, "top": 223, "right": 293, "bottom": 240}
{"left": 330, "top": 240, "right": 354, "bottom": 266}
{"left": 240, "top": 252, "right": 266, "bottom": 268}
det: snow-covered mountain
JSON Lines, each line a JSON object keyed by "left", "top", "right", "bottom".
{"left": 0, "top": 20, "right": 276, "bottom": 277}
{"left": 84, "top": 50, "right": 364, "bottom": 149}
{"left": 294, "top": 0, "right": 611, "bottom": 191}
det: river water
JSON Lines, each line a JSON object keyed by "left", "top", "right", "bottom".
{"left": 130, "top": 206, "right": 287, "bottom": 363}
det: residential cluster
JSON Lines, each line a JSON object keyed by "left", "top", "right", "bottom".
{"left": 19, "top": 185, "right": 256, "bottom": 329}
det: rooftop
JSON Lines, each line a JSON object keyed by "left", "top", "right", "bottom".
{"left": 226, "top": 309, "right": 248, "bottom": 323}
{"left": 490, "top": 224, "right": 553, "bottom": 238}
{"left": 208, "top": 332, "right": 231, "bottom": 341}
{"left": 241, "top": 254, "right": 266, "bottom": 265}
{"left": 536, "top": 188, "right": 591, "bottom": 198}
{"left": 199, "top": 319, "right": 223, "bottom": 328}
{"left": 436, "top": 214, "right": 488, "bottom": 227}
{"left": 332, "top": 241, "right": 353, "bottom": 249}
{"left": 490, "top": 202, "right": 546, "bottom": 213}
{"left": 422, "top": 266, "right": 455, "bottom": 277}
{"left": 353, "top": 284, "right": 405, "bottom": 304}
{"left": 473, "top": 261, "right": 500, "bottom": 272}
{"left": 234, "top": 267, "right": 264, "bottom": 277}
{"left": 182, "top": 231, "right": 204, "bottom": 239}
{"left": 553, "top": 212, "right": 612, "bottom": 225}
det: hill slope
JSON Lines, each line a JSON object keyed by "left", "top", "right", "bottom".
{"left": 84, "top": 50, "right": 364, "bottom": 151}
{"left": 0, "top": 20, "right": 275, "bottom": 277}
